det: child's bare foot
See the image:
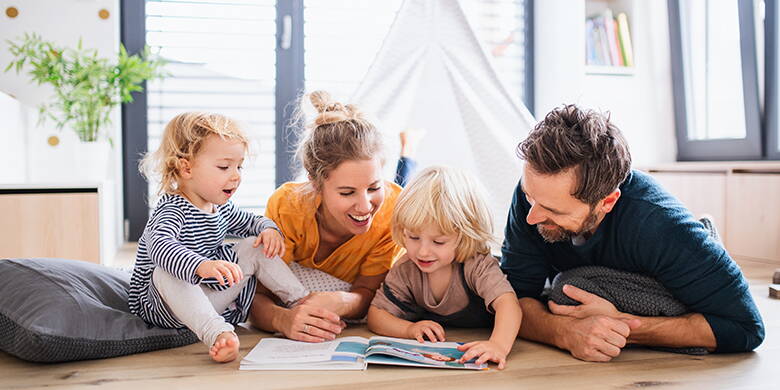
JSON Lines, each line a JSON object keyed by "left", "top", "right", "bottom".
{"left": 209, "top": 331, "right": 240, "bottom": 363}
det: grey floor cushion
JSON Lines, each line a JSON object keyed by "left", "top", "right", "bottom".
{"left": 0, "top": 258, "right": 198, "bottom": 363}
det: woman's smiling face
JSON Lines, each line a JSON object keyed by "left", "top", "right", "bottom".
{"left": 318, "top": 158, "right": 386, "bottom": 237}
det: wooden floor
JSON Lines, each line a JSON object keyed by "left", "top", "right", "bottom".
{"left": 2, "top": 257, "right": 778, "bottom": 390}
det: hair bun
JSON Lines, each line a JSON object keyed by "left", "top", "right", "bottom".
{"left": 308, "top": 90, "right": 363, "bottom": 126}
{"left": 309, "top": 90, "right": 337, "bottom": 113}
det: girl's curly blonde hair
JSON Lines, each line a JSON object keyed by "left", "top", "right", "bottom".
{"left": 140, "top": 112, "right": 249, "bottom": 196}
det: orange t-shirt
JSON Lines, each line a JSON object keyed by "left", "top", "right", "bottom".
{"left": 264, "top": 181, "right": 403, "bottom": 284}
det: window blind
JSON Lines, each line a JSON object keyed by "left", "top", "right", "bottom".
{"left": 145, "top": 0, "right": 277, "bottom": 213}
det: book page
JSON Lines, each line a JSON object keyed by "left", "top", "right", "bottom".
{"left": 365, "top": 336, "right": 487, "bottom": 369}
{"left": 243, "top": 336, "right": 369, "bottom": 364}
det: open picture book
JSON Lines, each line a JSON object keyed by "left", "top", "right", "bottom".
{"left": 240, "top": 336, "right": 489, "bottom": 371}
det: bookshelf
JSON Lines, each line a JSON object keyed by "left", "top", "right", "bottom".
{"left": 584, "top": 0, "right": 635, "bottom": 76}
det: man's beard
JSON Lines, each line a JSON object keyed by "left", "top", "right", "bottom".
{"left": 536, "top": 209, "right": 601, "bottom": 243}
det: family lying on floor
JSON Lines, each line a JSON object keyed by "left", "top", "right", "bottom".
{"left": 128, "top": 90, "right": 765, "bottom": 367}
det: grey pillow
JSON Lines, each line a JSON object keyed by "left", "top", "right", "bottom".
{"left": 0, "top": 258, "right": 198, "bottom": 363}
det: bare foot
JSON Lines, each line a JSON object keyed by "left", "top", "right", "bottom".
{"left": 399, "top": 128, "right": 427, "bottom": 158}
{"left": 209, "top": 331, "right": 240, "bottom": 363}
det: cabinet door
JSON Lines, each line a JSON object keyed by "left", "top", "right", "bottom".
{"left": 727, "top": 174, "right": 780, "bottom": 262}
{"left": 649, "top": 172, "right": 728, "bottom": 247}
{"left": 0, "top": 192, "right": 100, "bottom": 263}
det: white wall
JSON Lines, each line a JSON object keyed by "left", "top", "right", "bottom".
{"left": 0, "top": 91, "right": 26, "bottom": 183}
{"left": 535, "top": 0, "right": 676, "bottom": 165}
{"left": 0, "top": 0, "right": 123, "bottom": 256}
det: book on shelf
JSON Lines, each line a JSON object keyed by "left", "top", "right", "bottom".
{"left": 585, "top": 8, "right": 634, "bottom": 68}
{"left": 616, "top": 12, "right": 634, "bottom": 67}
{"left": 602, "top": 8, "right": 623, "bottom": 66}
{"left": 240, "top": 336, "right": 489, "bottom": 371}
{"left": 596, "top": 17, "right": 612, "bottom": 65}
{"left": 585, "top": 18, "right": 599, "bottom": 65}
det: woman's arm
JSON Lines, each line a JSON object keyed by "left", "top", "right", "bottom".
{"left": 302, "top": 273, "right": 387, "bottom": 319}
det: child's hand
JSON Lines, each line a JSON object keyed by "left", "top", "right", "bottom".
{"left": 456, "top": 340, "right": 511, "bottom": 369}
{"left": 196, "top": 260, "right": 243, "bottom": 287}
{"left": 253, "top": 228, "right": 285, "bottom": 258}
{"left": 406, "top": 320, "right": 445, "bottom": 343}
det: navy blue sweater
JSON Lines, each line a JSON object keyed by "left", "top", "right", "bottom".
{"left": 500, "top": 169, "right": 764, "bottom": 352}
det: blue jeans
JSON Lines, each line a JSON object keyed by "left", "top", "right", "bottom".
{"left": 394, "top": 157, "right": 417, "bottom": 187}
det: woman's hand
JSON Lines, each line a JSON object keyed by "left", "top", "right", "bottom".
{"left": 406, "top": 320, "right": 446, "bottom": 343}
{"left": 195, "top": 260, "right": 243, "bottom": 287}
{"left": 254, "top": 228, "right": 285, "bottom": 258}
{"left": 456, "top": 340, "right": 511, "bottom": 369}
{"left": 298, "top": 291, "right": 350, "bottom": 315}
{"left": 272, "top": 304, "right": 346, "bottom": 343}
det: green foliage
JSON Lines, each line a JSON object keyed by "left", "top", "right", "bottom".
{"left": 5, "top": 33, "right": 166, "bottom": 143}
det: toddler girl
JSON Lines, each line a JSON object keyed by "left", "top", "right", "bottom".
{"left": 128, "top": 112, "right": 308, "bottom": 362}
{"left": 367, "top": 166, "right": 522, "bottom": 369}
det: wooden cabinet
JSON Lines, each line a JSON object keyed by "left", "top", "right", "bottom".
{"left": 0, "top": 185, "right": 109, "bottom": 263}
{"left": 645, "top": 162, "right": 780, "bottom": 264}
{"left": 726, "top": 173, "right": 780, "bottom": 262}
{"left": 650, "top": 172, "right": 728, "bottom": 244}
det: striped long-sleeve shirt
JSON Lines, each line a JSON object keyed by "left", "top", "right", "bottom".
{"left": 128, "top": 193, "right": 279, "bottom": 329}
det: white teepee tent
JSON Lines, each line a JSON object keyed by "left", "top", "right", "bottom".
{"left": 353, "top": 0, "right": 536, "bottom": 242}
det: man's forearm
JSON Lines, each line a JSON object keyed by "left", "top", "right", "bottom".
{"left": 517, "top": 297, "right": 573, "bottom": 349}
{"left": 624, "top": 312, "right": 716, "bottom": 350}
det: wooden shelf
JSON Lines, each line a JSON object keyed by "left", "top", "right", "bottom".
{"left": 639, "top": 161, "right": 780, "bottom": 174}
{"left": 585, "top": 65, "right": 635, "bottom": 76}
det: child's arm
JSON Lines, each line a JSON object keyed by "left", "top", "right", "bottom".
{"left": 146, "top": 205, "right": 209, "bottom": 284}
{"left": 367, "top": 306, "right": 446, "bottom": 342}
{"left": 222, "top": 201, "right": 285, "bottom": 257}
{"left": 146, "top": 205, "right": 243, "bottom": 287}
{"left": 456, "top": 292, "right": 522, "bottom": 369}
{"left": 222, "top": 201, "right": 281, "bottom": 238}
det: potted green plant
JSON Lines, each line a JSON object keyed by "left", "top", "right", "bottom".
{"left": 5, "top": 32, "right": 165, "bottom": 144}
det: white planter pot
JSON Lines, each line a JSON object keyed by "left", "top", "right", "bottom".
{"left": 27, "top": 128, "right": 111, "bottom": 183}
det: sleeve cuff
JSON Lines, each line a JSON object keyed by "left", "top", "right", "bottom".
{"left": 702, "top": 312, "right": 764, "bottom": 352}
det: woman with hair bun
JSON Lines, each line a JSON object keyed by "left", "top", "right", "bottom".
{"left": 250, "top": 91, "right": 414, "bottom": 342}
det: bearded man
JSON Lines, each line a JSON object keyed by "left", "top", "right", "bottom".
{"left": 501, "top": 105, "right": 764, "bottom": 362}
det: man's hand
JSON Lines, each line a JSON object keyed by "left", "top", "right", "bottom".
{"left": 561, "top": 315, "right": 641, "bottom": 362}
{"left": 548, "top": 284, "right": 621, "bottom": 319}
{"left": 253, "top": 228, "right": 285, "bottom": 258}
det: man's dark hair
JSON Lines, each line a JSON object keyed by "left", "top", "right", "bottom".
{"left": 517, "top": 104, "right": 632, "bottom": 205}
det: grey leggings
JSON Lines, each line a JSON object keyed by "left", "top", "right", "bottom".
{"left": 152, "top": 237, "right": 309, "bottom": 346}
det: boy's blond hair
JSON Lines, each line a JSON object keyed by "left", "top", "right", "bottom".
{"left": 391, "top": 166, "right": 495, "bottom": 263}
{"left": 140, "top": 112, "right": 249, "bottom": 195}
